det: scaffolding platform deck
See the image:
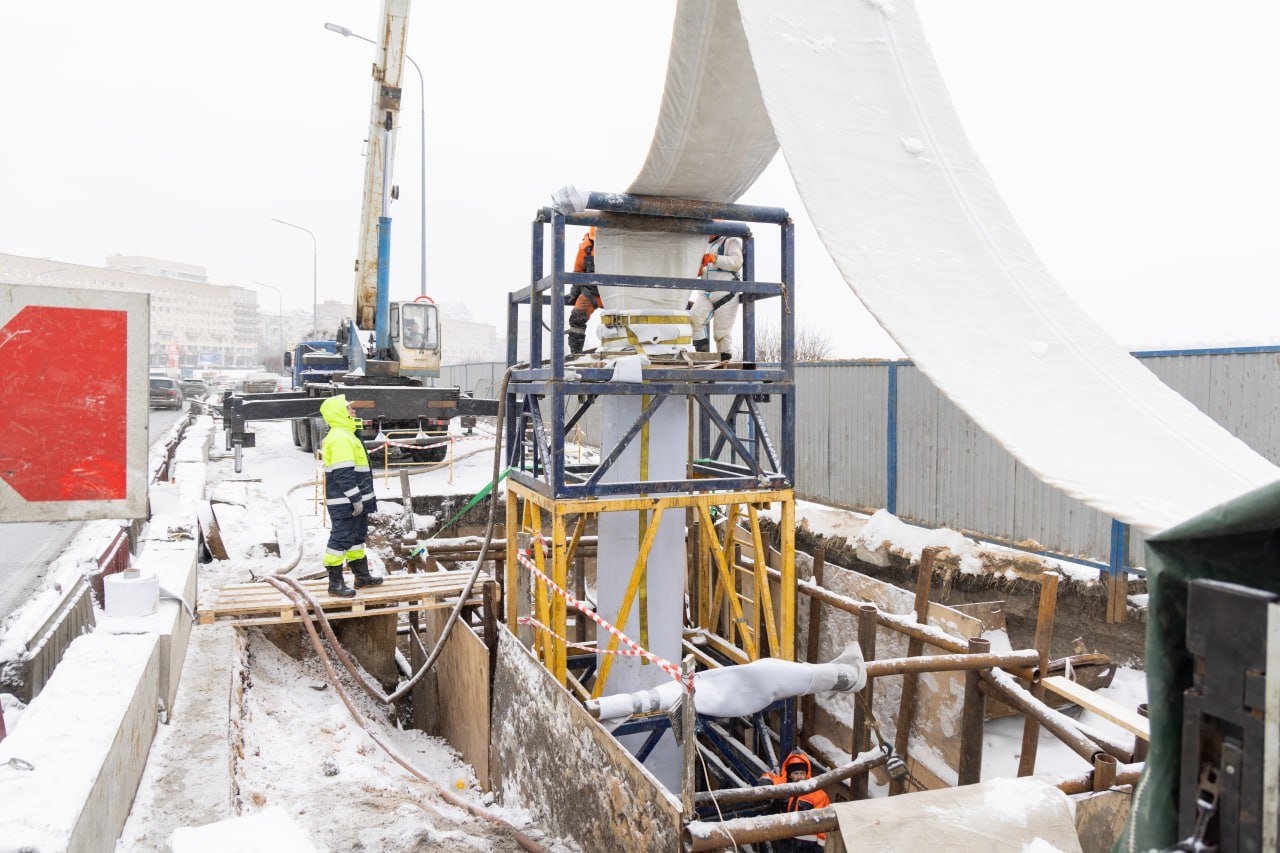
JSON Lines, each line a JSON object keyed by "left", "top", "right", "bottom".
{"left": 197, "top": 572, "right": 488, "bottom": 627}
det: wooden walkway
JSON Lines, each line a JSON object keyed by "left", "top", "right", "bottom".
{"left": 197, "top": 572, "right": 489, "bottom": 627}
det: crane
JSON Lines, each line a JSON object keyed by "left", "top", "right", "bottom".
{"left": 221, "top": 0, "right": 494, "bottom": 472}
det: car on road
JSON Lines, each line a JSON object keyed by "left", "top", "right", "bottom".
{"left": 180, "top": 378, "right": 209, "bottom": 399}
{"left": 149, "top": 376, "right": 184, "bottom": 410}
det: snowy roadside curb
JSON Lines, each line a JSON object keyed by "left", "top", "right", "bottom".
{"left": 0, "top": 415, "right": 211, "bottom": 851}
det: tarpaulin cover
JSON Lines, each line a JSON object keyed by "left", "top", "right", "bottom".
{"left": 620, "top": 0, "right": 1279, "bottom": 535}
{"left": 1117, "top": 481, "right": 1280, "bottom": 850}
{"left": 832, "top": 776, "right": 1082, "bottom": 851}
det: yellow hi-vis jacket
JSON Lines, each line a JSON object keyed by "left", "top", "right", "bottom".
{"left": 320, "top": 395, "right": 376, "bottom": 519}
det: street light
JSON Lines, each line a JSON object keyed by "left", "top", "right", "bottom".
{"left": 252, "top": 281, "right": 286, "bottom": 376}
{"left": 325, "top": 21, "right": 427, "bottom": 299}
{"left": 270, "top": 218, "right": 317, "bottom": 334}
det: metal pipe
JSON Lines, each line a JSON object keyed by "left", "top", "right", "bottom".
{"left": 686, "top": 808, "right": 840, "bottom": 851}
{"left": 890, "top": 548, "right": 936, "bottom": 795}
{"left": 766, "top": 565, "right": 1039, "bottom": 682}
{"left": 1132, "top": 703, "right": 1150, "bottom": 763}
{"left": 582, "top": 191, "right": 790, "bottom": 225}
{"left": 695, "top": 750, "right": 887, "bottom": 807}
{"left": 1055, "top": 761, "right": 1144, "bottom": 795}
{"left": 800, "top": 547, "right": 826, "bottom": 735}
{"left": 1019, "top": 572, "right": 1060, "bottom": 776}
{"left": 957, "top": 636, "right": 991, "bottom": 785}
{"left": 538, "top": 208, "right": 753, "bottom": 237}
{"left": 865, "top": 649, "right": 1039, "bottom": 677}
{"left": 851, "top": 603, "right": 877, "bottom": 800}
{"left": 1093, "top": 753, "right": 1118, "bottom": 792}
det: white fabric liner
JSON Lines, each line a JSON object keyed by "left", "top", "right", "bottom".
{"left": 618, "top": 0, "right": 1278, "bottom": 535}
{"left": 832, "top": 776, "right": 1083, "bottom": 851}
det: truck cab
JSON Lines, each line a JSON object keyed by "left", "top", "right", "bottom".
{"left": 390, "top": 298, "right": 441, "bottom": 379}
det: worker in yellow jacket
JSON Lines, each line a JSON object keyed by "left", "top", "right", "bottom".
{"left": 320, "top": 395, "right": 383, "bottom": 597}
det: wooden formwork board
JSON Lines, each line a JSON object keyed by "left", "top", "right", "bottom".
{"left": 197, "top": 573, "right": 488, "bottom": 627}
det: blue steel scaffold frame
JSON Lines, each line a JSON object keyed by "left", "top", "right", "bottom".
{"left": 504, "top": 192, "right": 797, "bottom": 501}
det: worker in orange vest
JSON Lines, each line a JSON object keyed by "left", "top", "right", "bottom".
{"left": 567, "top": 227, "right": 603, "bottom": 356}
{"left": 759, "top": 750, "right": 829, "bottom": 850}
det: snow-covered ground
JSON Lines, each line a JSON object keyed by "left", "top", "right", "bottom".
{"left": 120, "top": 625, "right": 544, "bottom": 852}
{"left": 119, "top": 418, "right": 571, "bottom": 851}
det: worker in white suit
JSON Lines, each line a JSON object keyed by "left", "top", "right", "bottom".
{"left": 690, "top": 233, "right": 744, "bottom": 359}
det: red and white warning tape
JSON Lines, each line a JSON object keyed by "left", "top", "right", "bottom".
{"left": 517, "top": 615, "right": 661, "bottom": 662}
{"left": 515, "top": 542, "right": 690, "bottom": 689}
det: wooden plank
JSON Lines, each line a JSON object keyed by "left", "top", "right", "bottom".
{"left": 203, "top": 574, "right": 490, "bottom": 617}
{"left": 427, "top": 611, "right": 491, "bottom": 788}
{"left": 1042, "top": 676, "right": 1150, "bottom": 741}
{"left": 205, "top": 597, "right": 483, "bottom": 628}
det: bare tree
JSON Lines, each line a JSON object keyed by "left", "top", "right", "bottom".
{"left": 752, "top": 322, "right": 832, "bottom": 362}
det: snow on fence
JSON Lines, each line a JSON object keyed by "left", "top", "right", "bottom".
{"left": 441, "top": 346, "right": 1280, "bottom": 572}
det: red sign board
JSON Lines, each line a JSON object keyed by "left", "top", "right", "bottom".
{"left": 0, "top": 285, "right": 148, "bottom": 521}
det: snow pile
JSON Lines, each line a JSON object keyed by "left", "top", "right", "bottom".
{"left": 170, "top": 807, "right": 315, "bottom": 853}
{"left": 859, "top": 509, "right": 985, "bottom": 574}
{"left": 769, "top": 499, "right": 1140, "bottom": 583}
{"left": 0, "top": 691, "right": 25, "bottom": 734}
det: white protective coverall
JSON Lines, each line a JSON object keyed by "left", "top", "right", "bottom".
{"left": 690, "top": 234, "right": 744, "bottom": 355}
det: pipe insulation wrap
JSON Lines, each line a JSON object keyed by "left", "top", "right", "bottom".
{"left": 621, "top": 0, "right": 1280, "bottom": 534}
{"left": 590, "top": 643, "right": 866, "bottom": 721}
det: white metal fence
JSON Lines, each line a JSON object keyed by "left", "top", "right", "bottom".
{"left": 440, "top": 346, "right": 1280, "bottom": 572}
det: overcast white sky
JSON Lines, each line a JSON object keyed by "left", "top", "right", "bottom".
{"left": 1, "top": 1, "right": 1276, "bottom": 357}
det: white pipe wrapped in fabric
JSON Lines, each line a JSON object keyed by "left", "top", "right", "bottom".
{"left": 622, "top": 0, "right": 1279, "bottom": 535}
{"left": 588, "top": 643, "right": 866, "bottom": 721}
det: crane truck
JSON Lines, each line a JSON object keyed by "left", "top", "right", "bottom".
{"left": 221, "top": 0, "right": 495, "bottom": 472}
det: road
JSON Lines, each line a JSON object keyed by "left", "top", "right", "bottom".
{"left": 0, "top": 407, "right": 185, "bottom": 622}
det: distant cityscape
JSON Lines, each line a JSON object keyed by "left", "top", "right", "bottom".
{"left": 1, "top": 252, "right": 500, "bottom": 373}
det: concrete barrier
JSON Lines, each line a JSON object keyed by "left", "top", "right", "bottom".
{"left": 0, "top": 411, "right": 211, "bottom": 850}
{"left": 0, "top": 632, "right": 161, "bottom": 852}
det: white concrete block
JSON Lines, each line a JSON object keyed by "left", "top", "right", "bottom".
{"left": 0, "top": 633, "right": 160, "bottom": 853}
{"left": 99, "top": 539, "right": 197, "bottom": 712}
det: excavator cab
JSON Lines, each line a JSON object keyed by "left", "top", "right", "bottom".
{"left": 390, "top": 299, "right": 440, "bottom": 378}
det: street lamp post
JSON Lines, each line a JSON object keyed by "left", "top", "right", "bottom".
{"left": 271, "top": 219, "right": 318, "bottom": 334}
{"left": 252, "top": 281, "right": 286, "bottom": 376}
{"left": 324, "top": 21, "right": 427, "bottom": 298}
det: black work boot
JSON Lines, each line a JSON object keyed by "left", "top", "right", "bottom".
{"left": 327, "top": 566, "right": 356, "bottom": 598}
{"left": 349, "top": 557, "right": 383, "bottom": 590}
{"left": 567, "top": 332, "right": 586, "bottom": 357}
{"left": 693, "top": 337, "right": 710, "bottom": 353}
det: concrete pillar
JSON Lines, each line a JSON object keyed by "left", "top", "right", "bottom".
{"left": 596, "top": 393, "right": 688, "bottom": 789}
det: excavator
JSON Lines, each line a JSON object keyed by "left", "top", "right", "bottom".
{"left": 222, "top": 0, "right": 494, "bottom": 472}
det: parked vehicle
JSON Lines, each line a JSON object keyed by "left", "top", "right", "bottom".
{"left": 240, "top": 372, "right": 284, "bottom": 394}
{"left": 149, "top": 377, "right": 184, "bottom": 410}
{"left": 180, "top": 379, "right": 209, "bottom": 399}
